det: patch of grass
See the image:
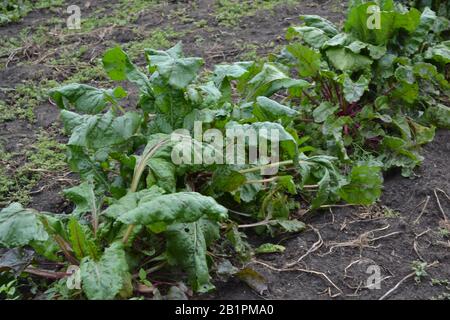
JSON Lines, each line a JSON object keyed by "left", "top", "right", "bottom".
{"left": 34, "top": 0, "right": 65, "bottom": 10}
{"left": 0, "top": 130, "right": 67, "bottom": 206}
{"left": 81, "top": 0, "right": 162, "bottom": 31}
{"left": 0, "top": 0, "right": 33, "bottom": 26}
{"left": 438, "top": 227, "right": 450, "bottom": 238}
{"left": 194, "top": 19, "right": 208, "bottom": 28}
{"left": 0, "top": 80, "right": 56, "bottom": 124}
{"left": 215, "top": 0, "right": 297, "bottom": 27}
{"left": 238, "top": 43, "right": 260, "bottom": 60}
{"left": 26, "top": 131, "right": 66, "bottom": 171}
{"left": 0, "top": 0, "right": 65, "bottom": 26}
{"left": 125, "top": 27, "right": 183, "bottom": 59}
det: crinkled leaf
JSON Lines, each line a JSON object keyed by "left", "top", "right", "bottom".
{"left": 226, "top": 225, "right": 251, "bottom": 259}
{"left": 246, "top": 63, "right": 310, "bottom": 100}
{"left": 425, "top": 104, "right": 450, "bottom": 129}
{"left": 146, "top": 157, "right": 177, "bottom": 193}
{"left": 63, "top": 181, "right": 96, "bottom": 217}
{"left": 286, "top": 43, "right": 321, "bottom": 77}
{"left": 254, "top": 96, "right": 299, "bottom": 123}
{"left": 410, "top": 121, "right": 435, "bottom": 145}
{"left": 0, "top": 203, "right": 48, "bottom": 248}
{"left": 341, "top": 74, "right": 370, "bottom": 103}
{"left": 225, "top": 121, "right": 298, "bottom": 159}
{"left": 326, "top": 47, "right": 373, "bottom": 72}
{"left": 80, "top": 242, "right": 131, "bottom": 300}
{"left": 63, "top": 110, "right": 141, "bottom": 158}
{"left": 146, "top": 42, "right": 204, "bottom": 89}
{"left": 425, "top": 41, "right": 450, "bottom": 64}
{"left": 405, "top": 8, "right": 437, "bottom": 54}
{"left": 211, "top": 167, "right": 246, "bottom": 193}
{"left": 339, "top": 165, "right": 383, "bottom": 205}
{"left": 103, "top": 46, "right": 151, "bottom": 94}
{"left": 313, "top": 102, "right": 339, "bottom": 123}
{"left": 118, "top": 192, "right": 228, "bottom": 225}
{"left": 0, "top": 248, "right": 34, "bottom": 275}
{"left": 276, "top": 175, "right": 297, "bottom": 195}
{"left": 299, "top": 15, "right": 339, "bottom": 36}
{"left": 165, "top": 219, "right": 220, "bottom": 293}
{"left": 49, "top": 84, "right": 117, "bottom": 114}
{"left": 287, "top": 26, "right": 330, "bottom": 49}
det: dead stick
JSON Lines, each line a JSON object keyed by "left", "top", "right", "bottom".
{"left": 434, "top": 189, "right": 448, "bottom": 221}
{"left": 285, "top": 225, "right": 323, "bottom": 267}
{"left": 414, "top": 196, "right": 430, "bottom": 224}
{"left": 24, "top": 266, "right": 69, "bottom": 280}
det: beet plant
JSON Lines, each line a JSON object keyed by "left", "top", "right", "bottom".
{"left": 280, "top": 0, "right": 449, "bottom": 176}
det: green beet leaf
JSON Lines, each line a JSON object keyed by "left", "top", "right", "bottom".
{"left": 0, "top": 203, "right": 48, "bottom": 248}
{"left": 62, "top": 110, "right": 141, "bottom": 159}
{"left": 103, "top": 46, "right": 151, "bottom": 94}
{"left": 286, "top": 26, "right": 330, "bottom": 49}
{"left": 313, "top": 102, "right": 339, "bottom": 123}
{"left": 326, "top": 47, "right": 373, "bottom": 72}
{"left": 253, "top": 96, "right": 299, "bottom": 124}
{"left": 339, "top": 165, "right": 383, "bottom": 205}
{"left": 146, "top": 42, "right": 204, "bottom": 89}
{"left": 286, "top": 43, "right": 321, "bottom": 77}
{"left": 63, "top": 181, "right": 96, "bottom": 217}
{"left": 103, "top": 186, "right": 166, "bottom": 220}
{"left": 67, "top": 217, "right": 99, "bottom": 260}
{"left": 165, "top": 218, "right": 220, "bottom": 293}
{"left": 299, "top": 15, "right": 339, "bottom": 36}
{"left": 80, "top": 242, "right": 131, "bottom": 300}
{"left": 49, "top": 84, "right": 119, "bottom": 114}
{"left": 118, "top": 192, "right": 228, "bottom": 225}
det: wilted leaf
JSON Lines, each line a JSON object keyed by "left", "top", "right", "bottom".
{"left": 0, "top": 248, "right": 34, "bottom": 275}
{"left": 255, "top": 243, "right": 286, "bottom": 254}
{"left": 236, "top": 268, "right": 268, "bottom": 295}
{"left": 277, "top": 219, "right": 306, "bottom": 233}
{"left": 166, "top": 219, "right": 220, "bottom": 293}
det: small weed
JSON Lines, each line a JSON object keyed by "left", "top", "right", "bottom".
{"left": 412, "top": 261, "right": 428, "bottom": 283}
{"left": 383, "top": 206, "right": 400, "bottom": 218}
{"left": 0, "top": 277, "right": 20, "bottom": 300}
{"left": 439, "top": 228, "right": 450, "bottom": 238}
